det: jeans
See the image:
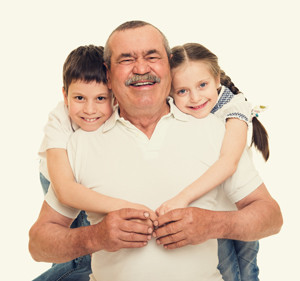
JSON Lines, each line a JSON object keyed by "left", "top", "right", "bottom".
{"left": 217, "top": 239, "right": 260, "bottom": 281}
{"left": 33, "top": 173, "right": 92, "bottom": 281}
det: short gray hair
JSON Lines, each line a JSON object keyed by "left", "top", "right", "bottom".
{"left": 104, "top": 20, "right": 171, "bottom": 69}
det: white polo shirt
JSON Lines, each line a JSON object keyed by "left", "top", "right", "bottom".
{"left": 45, "top": 98, "right": 262, "bottom": 281}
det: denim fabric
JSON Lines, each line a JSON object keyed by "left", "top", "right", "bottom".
{"left": 33, "top": 173, "right": 92, "bottom": 281}
{"left": 217, "top": 239, "right": 259, "bottom": 281}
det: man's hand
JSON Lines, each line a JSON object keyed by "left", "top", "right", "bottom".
{"left": 93, "top": 208, "right": 154, "bottom": 252}
{"left": 154, "top": 207, "right": 216, "bottom": 250}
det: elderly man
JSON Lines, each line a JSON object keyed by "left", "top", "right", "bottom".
{"left": 29, "top": 21, "right": 282, "bottom": 281}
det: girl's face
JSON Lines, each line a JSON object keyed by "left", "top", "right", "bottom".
{"left": 171, "top": 61, "right": 220, "bottom": 119}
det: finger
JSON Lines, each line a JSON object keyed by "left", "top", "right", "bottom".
{"left": 154, "top": 220, "right": 182, "bottom": 238}
{"left": 120, "top": 219, "right": 153, "bottom": 235}
{"left": 157, "top": 209, "right": 183, "bottom": 227}
{"left": 118, "top": 240, "right": 149, "bottom": 249}
{"left": 148, "top": 210, "right": 158, "bottom": 224}
{"left": 119, "top": 231, "right": 152, "bottom": 242}
{"left": 156, "top": 230, "right": 185, "bottom": 246}
{"left": 163, "top": 239, "right": 188, "bottom": 250}
{"left": 119, "top": 208, "right": 151, "bottom": 220}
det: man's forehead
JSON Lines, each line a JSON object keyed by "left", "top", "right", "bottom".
{"left": 109, "top": 26, "right": 165, "bottom": 55}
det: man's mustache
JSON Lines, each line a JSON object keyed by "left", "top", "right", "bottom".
{"left": 125, "top": 74, "right": 161, "bottom": 86}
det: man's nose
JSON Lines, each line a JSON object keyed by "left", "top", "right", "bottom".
{"left": 132, "top": 58, "right": 150, "bottom": 74}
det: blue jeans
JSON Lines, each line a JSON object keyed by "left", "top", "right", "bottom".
{"left": 217, "top": 239, "right": 259, "bottom": 281}
{"left": 33, "top": 173, "right": 92, "bottom": 281}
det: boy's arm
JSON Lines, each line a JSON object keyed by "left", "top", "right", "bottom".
{"left": 47, "top": 148, "right": 156, "bottom": 218}
{"left": 156, "top": 119, "right": 247, "bottom": 215}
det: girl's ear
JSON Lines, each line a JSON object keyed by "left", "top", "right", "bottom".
{"left": 62, "top": 87, "right": 68, "bottom": 107}
{"left": 216, "top": 75, "right": 221, "bottom": 89}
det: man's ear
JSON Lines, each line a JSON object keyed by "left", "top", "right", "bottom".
{"left": 104, "top": 63, "right": 112, "bottom": 89}
{"left": 62, "top": 87, "right": 68, "bottom": 107}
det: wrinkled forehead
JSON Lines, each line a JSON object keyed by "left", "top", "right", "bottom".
{"left": 109, "top": 26, "right": 166, "bottom": 58}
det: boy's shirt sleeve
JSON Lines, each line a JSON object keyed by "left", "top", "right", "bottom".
{"left": 38, "top": 101, "right": 77, "bottom": 158}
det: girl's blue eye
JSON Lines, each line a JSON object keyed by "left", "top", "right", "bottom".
{"left": 177, "top": 89, "right": 187, "bottom": 95}
{"left": 75, "top": 96, "right": 84, "bottom": 101}
{"left": 97, "top": 96, "right": 105, "bottom": 101}
{"left": 199, "top": 82, "right": 207, "bottom": 88}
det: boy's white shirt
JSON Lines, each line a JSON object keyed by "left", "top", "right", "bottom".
{"left": 38, "top": 101, "right": 79, "bottom": 180}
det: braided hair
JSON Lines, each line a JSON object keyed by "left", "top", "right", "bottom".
{"left": 170, "top": 43, "right": 269, "bottom": 161}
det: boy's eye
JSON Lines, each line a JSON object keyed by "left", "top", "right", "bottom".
{"left": 199, "top": 82, "right": 207, "bottom": 88}
{"left": 97, "top": 96, "right": 105, "bottom": 101}
{"left": 75, "top": 96, "right": 84, "bottom": 101}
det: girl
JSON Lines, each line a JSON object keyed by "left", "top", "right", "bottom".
{"left": 156, "top": 43, "right": 269, "bottom": 281}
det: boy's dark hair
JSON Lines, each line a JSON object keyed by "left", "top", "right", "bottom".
{"left": 63, "top": 45, "right": 107, "bottom": 94}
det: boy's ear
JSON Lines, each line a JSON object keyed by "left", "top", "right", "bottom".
{"left": 104, "top": 63, "right": 112, "bottom": 89}
{"left": 62, "top": 87, "right": 68, "bottom": 107}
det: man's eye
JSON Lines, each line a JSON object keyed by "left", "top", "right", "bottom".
{"left": 119, "top": 59, "right": 134, "bottom": 65}
{"left": 147, "top": 56, "right": 159, "bottom": 62}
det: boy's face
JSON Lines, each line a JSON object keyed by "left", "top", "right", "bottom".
{"left": 63, "top": 80, "right": 113, "bottom": 131}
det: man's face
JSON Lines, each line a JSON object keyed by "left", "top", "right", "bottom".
{"left": 106, "top": 25, "right": 171, "bottom": 117}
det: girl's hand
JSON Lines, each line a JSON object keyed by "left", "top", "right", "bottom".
{"left": 156, "top": 196, "right": 189, "bottom": 217}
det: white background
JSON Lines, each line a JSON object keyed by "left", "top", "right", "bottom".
{"left": 1, "top": 0, "right": 299, "bottom": 280}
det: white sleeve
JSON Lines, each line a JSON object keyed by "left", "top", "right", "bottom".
{"left": 45, "top": 184, "right": 80, "bottom": 219}
{"left": 222, "top": 148, "right": 263, "bottom": 204}
{"left": 215, "top": 93, "right": 252, "bottom": 125}
{"left": 38, "top": 102, "right": 76, "bottom": 158}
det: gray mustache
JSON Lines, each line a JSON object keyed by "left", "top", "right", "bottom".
{"left": 125, "top": 74, "right": 161, "bottom": 86}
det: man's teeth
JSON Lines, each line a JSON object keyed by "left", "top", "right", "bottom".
{"left": 132, "top": 82, "right": 154, "bottom": 86}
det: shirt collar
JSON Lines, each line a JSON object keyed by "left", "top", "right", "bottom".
{"left": 102, "top": 97, "right": 189, "bottom": 133}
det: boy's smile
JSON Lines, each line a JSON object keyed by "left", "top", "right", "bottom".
{"left": 63, "top": 80, "right": 113, "bottom": 131}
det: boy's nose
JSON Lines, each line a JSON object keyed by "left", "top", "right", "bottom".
{"left": 84, "top": 102, "right": 96, "bottom": 114}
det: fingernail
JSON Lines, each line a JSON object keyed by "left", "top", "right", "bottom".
{"left": 144, "top": 212, "right": 149, "bottom": 218}
{"left": 148, "top": 228, "right": 153, "bottom": 234}
{"left": 156, "top": 239, "right": 160, "bottom": 245}
{"left": 152, "top": 232, "right": 157, "bottom": 238}
{"left": 153, "top": 221, "right": 158, "bottom": 226}
{"left": 147, "top": 235, "right": 151, "bottom": 240}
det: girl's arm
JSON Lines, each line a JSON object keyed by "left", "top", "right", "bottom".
{"left": 156, "top": 119, "right": 248, "bottom": 216}
{"left": 47, "top": 148, "right": 156, "bottom": 219}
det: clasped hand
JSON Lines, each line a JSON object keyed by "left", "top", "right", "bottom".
{"left": 99, "top": 205, "right": 212, "bottom": 252}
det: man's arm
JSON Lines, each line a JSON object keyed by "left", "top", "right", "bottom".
{"left": 29, "top": 201, "right": 153, "bottom": 263}
{"left": 154, "top": 184, "right": 283, "bottom": 249}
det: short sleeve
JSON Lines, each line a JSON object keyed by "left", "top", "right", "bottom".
{"left": 222, "top": 148, "right": 263, "bottom": 204}
{"left": 45, "top": 184, "right": 81, "bottom": 219}
{"left": 38, "top": 102, "right": 78, "bottom": 158}
{"left": 214, "top": 93, "right": 252, "bottom": 125}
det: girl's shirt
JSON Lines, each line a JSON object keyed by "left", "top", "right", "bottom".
{"left": 212, "top": 86, "right": 252, "bottom": 125}
{"left": 38, "top": 101, "right": 79, "bottom": 180}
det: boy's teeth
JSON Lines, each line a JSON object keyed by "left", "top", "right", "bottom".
{"left": 85, "top": 118, "right": 97, "bottom": 122}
